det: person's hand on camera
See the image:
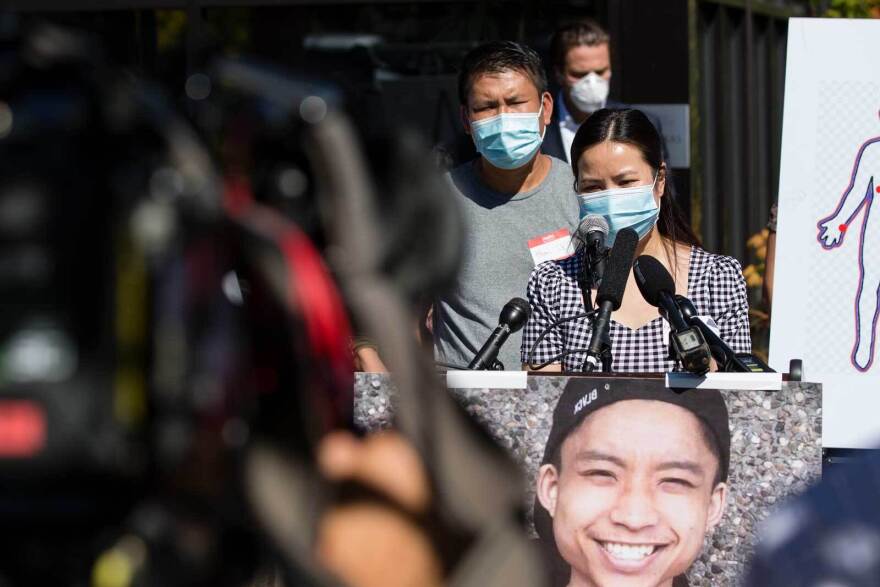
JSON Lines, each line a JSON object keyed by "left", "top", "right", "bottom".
{"left": 314, "top": 431, "right": 442, "bottom": 587}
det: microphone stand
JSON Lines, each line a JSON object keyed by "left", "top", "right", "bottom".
{"left": 588, "top": 246, "right": 607, "bottom": 290}
{"left": 577, "top": 244, "right": 593, "bottom": 313}
{"left": 577, "top": 244, "right": 607, "bottom": 313}
{"left": 582, "top": 320, "right": 613, "bottom": 372}
{"left": 600, "top": 339, "right": 612, "bottom": 372}
{"left": 580, "top": 247, "right": 612, "bottom": 372}
{"left": 579, "top": 227, "right": 638, "bottom": 374}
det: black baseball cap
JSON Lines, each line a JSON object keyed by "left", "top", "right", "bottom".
{"left": 534, "top": 379, "right": 731, "bottom": 542}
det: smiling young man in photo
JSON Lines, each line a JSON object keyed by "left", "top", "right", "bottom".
{"left": 535, "top": 383, "right": 730, "bottom": 587}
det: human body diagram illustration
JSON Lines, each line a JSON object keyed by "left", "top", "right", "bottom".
{"left": 817, "top": 123, "right": 880, "bottom": 372}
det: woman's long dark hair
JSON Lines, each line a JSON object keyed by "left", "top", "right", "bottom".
{"left": 570, "top": 108, "right": 701, "bottom": 249}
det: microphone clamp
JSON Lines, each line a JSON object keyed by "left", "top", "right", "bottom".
{"left": 667, "top": 326, "right": 711, "bottom": 374}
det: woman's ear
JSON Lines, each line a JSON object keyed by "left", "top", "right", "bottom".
{"left": 656, "top": 163, "right": 667, "bottom": 199}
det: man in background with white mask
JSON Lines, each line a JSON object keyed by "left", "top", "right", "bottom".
{"left": 543, "top": 20, "right": 663, "bottom": 164}
{"left": 433, "top": 41, "right": 578, "bottom": 371}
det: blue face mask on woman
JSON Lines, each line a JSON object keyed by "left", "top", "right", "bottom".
{"left": 577, "top": 175, "right": 660, "bottom": 244}
{"left": 469, "top": 106, "right": 545, "bottom": 170}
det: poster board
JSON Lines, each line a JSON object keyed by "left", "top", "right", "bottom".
{"left": 354, "top": 374, "right": 822, "bottom": 586}
{"left": 769, "top": 18, "right": 880, "bottom": 448}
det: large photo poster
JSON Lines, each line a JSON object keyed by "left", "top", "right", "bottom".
{"left": 769, "top": 18, "right": 880, "bottom": 448}
{"left": 355, "top": 374, "right": 822, "bottom": 586}
{"left": 532, "top": 383, "right": 731, "bottom": 587}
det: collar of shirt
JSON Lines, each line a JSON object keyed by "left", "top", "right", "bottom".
{"left": 556, "top": 91, "right": 581, "bottom": 164}
{"left": 556, "top": 90, "right": 581, "bottom": 134}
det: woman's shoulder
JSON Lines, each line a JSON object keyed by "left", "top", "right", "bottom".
{"left": 691, "top": 246, "right": 745, "bottom": 278}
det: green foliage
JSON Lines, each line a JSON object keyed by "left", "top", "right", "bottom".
{"left": 812, "top": 0, "right": 880, "bottom": 17}
{"left": 744, "top": 229, "right": 770, "bottom": 362}
{"left": 204, "top": 8, "right": 252, "bottom": 56}
{"left": 156, "top": 10, "right": 187, "bottom": 53}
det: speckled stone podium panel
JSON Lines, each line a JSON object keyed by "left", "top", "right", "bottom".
{"left": 353, "top": 374, "right": 822, "bottom": 586}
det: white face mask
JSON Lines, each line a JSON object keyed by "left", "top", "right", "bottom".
{"left": 569, "top": 72, "right": 609, "bottom": 114}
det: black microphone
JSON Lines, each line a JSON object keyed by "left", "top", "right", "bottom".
{"left": 468, "top": 298, "right": 531, "bottom": 370}
{"left": 576, "top": 215, "right": 609, "bottom": 310}
{"left": 673, "top": 295, "right": 762, "bottom": 372}
{"left": 674, "top": 295, "right": 705, "bottom": 329}
{"left": 583, "top": 227, "right": 638, "bottom": 372}
{"left": 633, "top": 255, "right": 712, "bottom": 374}
{"left": 633, "top": 256, "right": 689, "bottom": 331}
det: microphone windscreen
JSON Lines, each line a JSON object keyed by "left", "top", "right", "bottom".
{"left": 632, "top": 255, "right": 676, "bottom": 308}
{"left": 499, "top": 297, "right": 531, "bottom": 332}
{"left": 596, "top": 227, "right": 638, "bottom": 310}
{"left": 576, "top": 214, "right": 609, "bottom": 241}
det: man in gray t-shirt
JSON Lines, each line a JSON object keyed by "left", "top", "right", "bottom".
{"left": 434, "top": 41, "right": 578, "bottom": 370}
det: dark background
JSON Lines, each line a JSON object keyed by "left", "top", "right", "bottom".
{"left": 4, "top": 2, "right": 690, "bottom": 191}
{"left": 5, "top": 0, "right": 811, "bottom": 264}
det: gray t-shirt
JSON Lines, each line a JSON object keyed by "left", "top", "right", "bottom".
{"left": 434, "top": 156, "right": 578, "bottom": 369}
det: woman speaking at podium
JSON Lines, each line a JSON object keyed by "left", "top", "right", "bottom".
{"left": 520, "top": 108, "right": 751, "bottom": 372}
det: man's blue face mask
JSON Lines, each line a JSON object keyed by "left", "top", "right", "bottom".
{"left": 576, "top": 175, "right": 660, "bottom": 245}
{"left": 469, "top": 105, "right": 545, "bottom": 170}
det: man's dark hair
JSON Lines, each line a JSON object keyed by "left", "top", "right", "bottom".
{"left": 549, "top": 410, "right": 725, "bottom": 488}
{"left": 550, "top": 19, "right": 611, "bottom": 73}
{"left": 457, "top": 40, "right": 548, "bottom": 106}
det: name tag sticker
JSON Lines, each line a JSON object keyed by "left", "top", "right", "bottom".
{"left": 528, "top": 228, "right": 573, "bottom": 265}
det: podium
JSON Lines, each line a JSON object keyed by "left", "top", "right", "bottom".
{"left": 354, "top": 373, "right": 822, "bottom": 587}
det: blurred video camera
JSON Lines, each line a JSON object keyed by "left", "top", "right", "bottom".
{"left": 0, "top": 17, "right": 543, "bottom": 587}
{"left": 0, "top": 20, "right": 359, "bottom": 585}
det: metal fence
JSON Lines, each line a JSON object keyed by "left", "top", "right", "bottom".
{"left": 690, "top": 0, "right": 806, "bottom": 258}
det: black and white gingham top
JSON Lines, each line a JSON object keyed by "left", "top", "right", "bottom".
{"left": 520, "top": 246, "right": 752, "bottom": 373}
